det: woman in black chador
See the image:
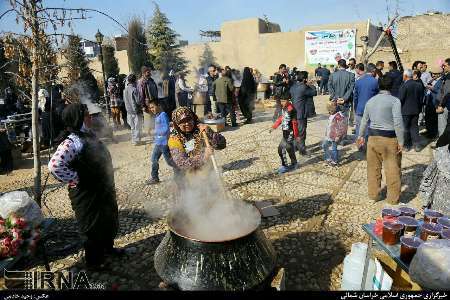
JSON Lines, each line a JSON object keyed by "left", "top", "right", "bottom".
{"left": 48, "top": 103, "right": 123, "bottom": 270}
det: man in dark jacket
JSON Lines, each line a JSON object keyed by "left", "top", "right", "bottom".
{"left": 386, "top": 61, "right": 403, "bottom": 98}
{"left": 398, "top": 69, "right": 425, "bottom": 152}
{"left": 328, "top": 59, "right": 355, "bottom": 115}
{"left": 137, "top": 65, "right": 158, "bottom": 135}
{"left": 436, "top": 58, "right": 450, "bottom": 135}
{"left": 206, "top": 64, "right": 219, "bottom": 116}
{"left": 314, "top": 63, "right": 322, "bottom": 89}
{"left": 290, "top": 71, "right": 317, "bottom": 156}
{"left": 0, "top": 126, "right": 13, "bottom": 175}
{"left": 137, "top": 66, "right": 158, "bottom": 114}
{"left": 272, "top": 64, "right": 291, "bottom": 121}
{"left": 319, "top": 65, "right": 331, "bottom": 95}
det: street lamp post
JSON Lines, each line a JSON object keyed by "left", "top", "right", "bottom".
{"left": 95, "top": 29, "right": 110, "bottom": 121}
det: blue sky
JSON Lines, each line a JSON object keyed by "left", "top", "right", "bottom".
{"left": 0, "top": 0, "right": 449, "bottom": 43}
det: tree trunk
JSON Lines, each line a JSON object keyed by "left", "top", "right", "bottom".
{"left": 30, "top": 0, "right": 41, "bottom": 206}
{"left": 31, "top": 60, "right": 41, "bottom": 206}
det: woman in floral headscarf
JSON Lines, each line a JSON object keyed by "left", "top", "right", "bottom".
{"left": 168, "top": 107, "right": 226, "bottom": 176}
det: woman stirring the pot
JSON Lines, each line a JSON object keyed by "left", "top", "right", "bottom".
{"left": 168, "top": 107, "right": 226, "bottom": 185}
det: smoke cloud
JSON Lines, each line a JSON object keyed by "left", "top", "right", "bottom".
{"left": 66, "top": 81, "right": 113, "bottom": 140}
{"left": 169, "top": 165, "right": 261, "bottom": 242}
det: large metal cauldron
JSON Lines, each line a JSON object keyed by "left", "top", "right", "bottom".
{"left": 154, "top": 208, "right": 277, "bottom": 290}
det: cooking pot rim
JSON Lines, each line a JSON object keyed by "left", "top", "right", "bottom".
{"left": 166, "top": 207, "right": 262, "bottom": 243}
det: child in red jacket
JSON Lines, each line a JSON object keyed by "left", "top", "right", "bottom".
{"left": 270, "top": 99, "right": 299, "bottom": 174}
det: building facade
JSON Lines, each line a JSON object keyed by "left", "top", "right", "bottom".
{"left": 71, "top": 12, "right": 449, "bottom": 86}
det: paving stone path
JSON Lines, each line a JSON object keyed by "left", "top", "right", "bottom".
{"left": 0, "top": 95, "right": 432, "bottom": 290}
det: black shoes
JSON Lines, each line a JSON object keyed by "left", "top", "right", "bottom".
{"left": 85, "top": 261, "right": 110, "bottom": 272}
{"left": 146, "top": 178, "right": 160, "bottom": 185}
{"left": 106, "top": 248, "right": 127, "bottom": 257}
{"left": 298, "top": 149, "right": 310, "bottom": 157}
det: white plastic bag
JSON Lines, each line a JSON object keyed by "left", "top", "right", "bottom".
{"left": 372, "top": 258, "right": 393, "bottom": 290}
{"left": 0, "top": 191, "right": 43, "bottom": 227}
{"left": 409, "top": 239, "right": 450, "bottom": 290}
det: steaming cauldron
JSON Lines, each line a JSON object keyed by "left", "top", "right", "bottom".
{"left": 154, "top": 208, "right": 277, "bottom": 290}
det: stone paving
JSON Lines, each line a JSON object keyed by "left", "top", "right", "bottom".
{"left": 0, "top": 95, "right": 433, "bottom": 290}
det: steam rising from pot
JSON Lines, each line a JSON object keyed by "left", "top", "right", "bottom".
{"left": 170, "top": 166, "right": 261, "bottom": 242}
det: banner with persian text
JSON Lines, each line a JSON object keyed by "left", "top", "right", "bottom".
{"left": 305, "top": 29, "right": 356, "bottom": 66}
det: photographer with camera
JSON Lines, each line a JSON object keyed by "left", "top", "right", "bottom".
{"left": 272, "top": 64, "right": 292, "bottom": 122}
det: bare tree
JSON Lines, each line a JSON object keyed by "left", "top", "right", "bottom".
{"left": 0, "top": 0, "right": 130, "bottom": 206}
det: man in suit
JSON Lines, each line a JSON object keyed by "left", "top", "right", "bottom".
{"left": 398, "top": 69, "right": 425, "bottom": 152}
{"left": 354, "top": 63, "right": 379, "bottom": 141}
{"left": 328, "top": 59, "right": 355, "bottom": 119}
{"left": 319, "top": 65, "right": 331, "bottom": 95}
{"left": 290, "top": 71, "right": 317, "bottom": 156}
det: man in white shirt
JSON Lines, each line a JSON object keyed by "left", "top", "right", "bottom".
{"left": 347, "top": 58, "right": 359, "bottom": 80}
{"left": 420, "top": 63, "right": 433, "bottom": 87}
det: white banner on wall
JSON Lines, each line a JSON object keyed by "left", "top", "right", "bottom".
{"left": 305, "top": 29, "right": 356, "bottom": 66}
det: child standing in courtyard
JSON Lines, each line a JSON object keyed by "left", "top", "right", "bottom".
{"left": 323, "top": 101, "right": 347, "bottom": 166}
{"left": 271, "top": 99, "right": 299, "bottom": 174}
{"left": 146, "top": 99, "right": 177, "bottom": 184}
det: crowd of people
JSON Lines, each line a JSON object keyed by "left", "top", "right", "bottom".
{"left": 0, "top": 85, "right": 66, "bottom": 175}
{"left": 265, "top": 57, "right": 450, "bottom": 212}
{"left": 117, "top": 64, "right": 259, "bottom": 184}
{"left": 3, "top": 53, "right": 450, "bottom": 270}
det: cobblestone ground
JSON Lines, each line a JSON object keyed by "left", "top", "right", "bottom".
{"left": 0, "top": 95, "right": 432, "bottom": 290}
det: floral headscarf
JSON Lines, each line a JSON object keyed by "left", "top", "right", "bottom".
{"left": 170, "top": 107, "right": 204, "bottom": 157}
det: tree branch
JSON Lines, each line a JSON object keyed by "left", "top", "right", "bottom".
{"left": 0, "top": 8, "right": 16, "bottom": 20}
{"left": 16, "top": 89, "right": 31, "bottom": 101}
{"left": 0, "top": 60, "right": 17, "bottom": 70}
{"left": 4, "top": 71, "right": 32, "bottom": 85}
{"left": 43, "top": 7, "right": 128, "bottom": 32}
{"left": 0, "top": 31, "right": 31, "bottom": 37}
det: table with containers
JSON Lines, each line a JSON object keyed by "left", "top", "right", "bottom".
{"left": 361, "top": 207, "right": 450, "bottom": 289}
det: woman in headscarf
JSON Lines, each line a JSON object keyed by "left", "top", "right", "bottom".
{"left": 239, "top": 67, "right": 257, "bottom": 124}
{"left": 419, "top": 128, "right": 450, "bottom": 215}
{"left": 48, "top": 103, "right": 122, "bottom": 270}
{"left": 107, "top": 77, "right": 122, "bottom": 130}
{"left": 168, "top": 107, "right": 226, "bottom": 180}
{"left": 0, "top": 126, "right": 13, "bottom": 175}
